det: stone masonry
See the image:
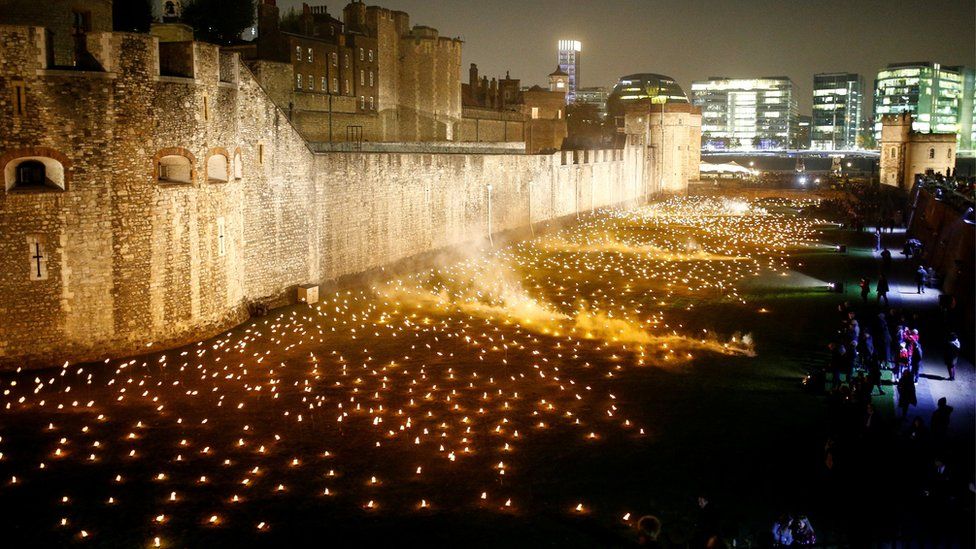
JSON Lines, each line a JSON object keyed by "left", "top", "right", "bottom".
{"left": 0, "top": 27, "right": 660, "bottom": 369}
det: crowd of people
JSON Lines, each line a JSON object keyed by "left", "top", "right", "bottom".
{"left": 808, "top": 219, "right": 971, "bottom": 545}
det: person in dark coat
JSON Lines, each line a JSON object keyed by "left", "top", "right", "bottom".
{"left": 915, "top": 265, "right": 927, "bottom": 294}
{"left": 897, "top": 374, "right": 917, "bottom": 419}
{"left": 858, "top": 332, "right": 875, "bottom": 364}
{"left": 876, "top": 275, "right": 890, "bottom": 306}
{"left": 910, "top": 334, "right": 923, "bottom": 383}
{"left": 859, "top": 277, "right": 871, "bottom": 303}
{"left": 875, "top": 314, "right": 892, "bottom": 367}
{"left": 880, "top": 248, "right": 892, "bottom": 272}
{"left": 944, "top": 333, "right": 960, "bottom": 381}
{"left": 931, "top": 397, "right": 953, "bottom": 440}
{"left": 867, "top": 354, "right": 884, "bottom": 395}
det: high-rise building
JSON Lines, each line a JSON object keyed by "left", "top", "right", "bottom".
{"left": 690, "top": 77, "right": 799, "bottom": 150}
{"left": 873, "top": 62, "right": 975, "bottom": 148}
{"left": 575, "top": 86, "right": 610, "bottom": 118}
{"left": 557, "top": 39, "right": 581, "bottom": 104}
{"left": 811, "top": 72, "right": 863, "bottom": 150}
{"left": 796, "top": 115, "right": 812, "bottom": 149}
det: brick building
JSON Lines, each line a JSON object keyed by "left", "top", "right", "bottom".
{"left": 229, "top": 1, "right": 461, "bottom": 143}
{"left": 458, "top": 64, "right": 567, "bottom": 152}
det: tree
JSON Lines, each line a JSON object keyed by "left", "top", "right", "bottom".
{"left": 182, "top": 0, "right": 256, "bottom": 45}
{"left": 113, "top": 0, "right": 153, "bottom": 33}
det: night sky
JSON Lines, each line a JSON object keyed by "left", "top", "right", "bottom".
{"left": 276, "top": 0, "right": 975, "bottom": 113}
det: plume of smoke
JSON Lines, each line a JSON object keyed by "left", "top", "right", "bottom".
{"left": 571, "top": 308, "right": 755, "bottom": 358}
{"left": 538, "top": 233, "right": 746, "bottom": 262}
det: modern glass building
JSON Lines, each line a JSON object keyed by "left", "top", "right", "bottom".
{"left": 690, "top": 77, "right": 799, "bottom": 150}
{"left": 606, "top": 74, "right": 689, "bottom": 119}
{"left": 812, "top": 72, "right": 863, "bottom": 150}
{"left": 873, "top": 62, "right": 975, "bottom": 147}
{"left": 556, "top": 40, "right": 581, "bottom": 104}
{"left": 575, "top": 86, "right": 609, "bottom": 117}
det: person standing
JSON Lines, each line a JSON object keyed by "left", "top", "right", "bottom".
{"left": 931, "top": 397, "right": 953, "bottom": 440}
{"left": 944, "top": 333, "right": 960, "bottom": 381}
{"left": 915, "top": 265, "right": 927, "bottom": 294}
{"left": 895, "top": 342, "right": 910, "bottom": 382}
{"left": 881, "top": 248, "right": 892, "bottom": 272}
{"left": 876, "top": 275, "right": 890, "bottom": 306}
{"left": 772, "top": 514, "right": 793, "bottom": 545}
{"left": 909, "top": 329, "right": 923, "bottom": 383}
{"left": 859, "top": 277, "right": 871, "bottom": 304}
{"left": 897, "top": 372, "right": 917, "bottom": 419}
{"left": 875, "top": 313, "right": 893, "bottom": 368}
{"left": 874, "top": 227, "right": 882, "bottom": 251}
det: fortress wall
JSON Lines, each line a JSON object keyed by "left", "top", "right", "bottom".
{"left": 0, "top": 28, "right": 649, "bottom": 369}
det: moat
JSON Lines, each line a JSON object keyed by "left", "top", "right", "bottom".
{"left": 0, "top": 196, "right": 971, "bottom": 546}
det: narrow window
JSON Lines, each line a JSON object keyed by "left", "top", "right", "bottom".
{"left": 369, "top": 96, "right": 374, "bottom": 110}
{"left": 947, "top": 148, "right": 952, "bottom": 159}
{"left": 307, "top": 48, "right": 313, "bottom": 63}
{"left": 369, "top": 71, "right": 373, "bottom": 87}
{"left": 332, "top": 77, "right": 338, "bottom": 92}
{"left": 928, "top": 148, "right": 935, "bottom": 159}
{"left": 297, "top": 74, "right": 303, "bottom": 89}
{"left": 12, "top": 82, "right": 26, "bottom": 116}
{"left": 345, "top": 79, "right": 350, "bottom": 94}
{"left": 369, "top": 49, "right": 373, "bottom": 61}
{"left": 360, "top": 69, "right": 364, "bottom": 86}
{"left": 359, "top": 48, "right": 364, "bottom": 61}
{"left": 203, "top": 96, "right": 209, "bottom": 121}
{"left": 258, "top": 143, "right": 265, "bottom": 165}
{"left": 217, "top": 217, "right": 226, "bottom": 257}
{"left": 295, "top": 46, "right": 301, "bottom": 61}
{"left": 360, "top": 96, "right": 365, "bottom": 109}
{"left": 307, "top": 74, "right": 313, "bottom": 90}
{"left": 321, "top": 77, "right": 326, "bottom": 91}
{"left": 26, "top": 236, "right": 48, "bottom": 281}
{"left": 331, "top": 52, "right": 337, "bottom": 67}
{"left": 72, "top": 10, "right": 92, "bottom": 34}
{"left": 531, "top": 107, "right": 539, "bottom": 119}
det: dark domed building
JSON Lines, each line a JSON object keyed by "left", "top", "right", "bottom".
{"left": 606, "top": 73, "right": 689, "bottom": 119}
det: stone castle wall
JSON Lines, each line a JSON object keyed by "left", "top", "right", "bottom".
{"left": 0, "top": 28, "right": 649, "bottom": 368}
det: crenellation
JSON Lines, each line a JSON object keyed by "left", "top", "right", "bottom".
{"left": 0, "top": 17, "right": 673, "bottom": 368}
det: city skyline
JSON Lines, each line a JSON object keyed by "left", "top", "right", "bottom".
{"left": 274, "top": 0, "right": 974, "bottom": 114}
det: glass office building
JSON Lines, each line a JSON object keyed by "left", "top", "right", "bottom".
{"left": 812, "top": 73, "right": 863, "bottom": 150}
{"left": 557, "top": 40, "right": 581, "bottom": 104}
{"left": 873, "top": 62, "right": 975, "bottom": 147}
{"left": 606, "top": 74, "right": 689, "bottom": 119}
{"left": 575, "top": 86, "right": 609, "bottom": 117}
{"left": 691, "top": 77, "right": 799, "bottom": 150}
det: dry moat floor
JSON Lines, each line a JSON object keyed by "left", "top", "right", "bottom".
{"left": 1, "top": 196, "right": 972, "bottom": 547}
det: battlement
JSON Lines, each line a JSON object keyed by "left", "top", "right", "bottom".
{"left": 0, "top": 26, "right": 240, "bottom": 88}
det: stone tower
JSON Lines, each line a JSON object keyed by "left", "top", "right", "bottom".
{"left": 549, "top": 66, "right": 569, "bottom": 94}
{"left": 879, "top": 112, "right": 911, "bottom": 188}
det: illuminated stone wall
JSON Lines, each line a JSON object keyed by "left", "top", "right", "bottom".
{"left": 0, "top": 29, "right": 651, "bottom": 369}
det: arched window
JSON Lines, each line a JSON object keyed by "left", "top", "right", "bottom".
{"left": 3, "top": 151, "right": 68, "bottom": 191}
{"left": 207, "top": 153, "right": 229, "bottom": 183}
{"left": 928, "top": 148, "right": 935, "bottom": 159}
{"left": 158, "top": 155, "right": 193, "bottom": 183}
{"left": 233, "top": 148, "right": 243, "bottom": 180}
